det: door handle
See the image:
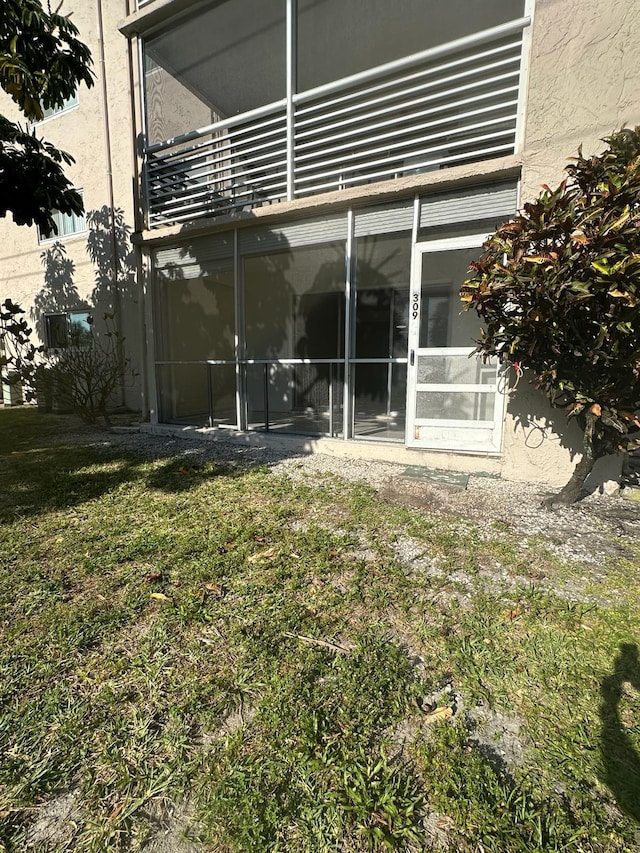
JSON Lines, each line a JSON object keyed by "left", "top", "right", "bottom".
{"left": 410, "top": 349, "right": 415, "bottom": 367}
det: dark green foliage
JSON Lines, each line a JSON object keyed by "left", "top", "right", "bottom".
{"left": 0, "top": 0, "right": 94, "bottom": 235}
{"left": 462, "top": 128, "right": 640, "bottom": 464}
{"left": 0, "top": 297, "right": 41, "bottom": 399}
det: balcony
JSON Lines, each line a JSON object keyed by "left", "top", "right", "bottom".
{"left": 141, "top": 4, "right": 530, "bottom": 228}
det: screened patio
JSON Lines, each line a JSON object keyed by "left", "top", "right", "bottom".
{"left": 151, "top": 183, "right": 516, "bottom": 452}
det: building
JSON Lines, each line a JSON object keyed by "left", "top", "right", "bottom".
{"left": 2, "top": 0, "right": 639, "bottom": 487}
{"left": 0, "top": 0, "right": 140, "bottom": 410}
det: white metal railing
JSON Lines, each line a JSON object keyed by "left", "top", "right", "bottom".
{"left": 144, "top": 17, "right": 529, "bottom": 227}
{"left": 146, "top": 106, "right": 288, "bottom": 225}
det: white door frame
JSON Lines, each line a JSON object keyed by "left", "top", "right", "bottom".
{"left": 406, "top": 234, "right": 505, "bottom": 452}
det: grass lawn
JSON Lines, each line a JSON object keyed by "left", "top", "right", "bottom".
{"left": 0, "top": 407, "right": 639, "bottom": 852}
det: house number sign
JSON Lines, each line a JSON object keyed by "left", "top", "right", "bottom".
{"left": 411, "top": 292, "right": 419, "bottom": 320}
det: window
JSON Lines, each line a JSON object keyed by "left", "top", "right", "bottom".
{"left": 44, "top": 311, "right": 93, "bottom": 350}
{"left": 41, "top": 93, "right": 78, "bottom": 120}
{"left": 38, "top": 192, "right": 86, "bottom": 242}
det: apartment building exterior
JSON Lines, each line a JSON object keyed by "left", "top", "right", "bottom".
{"left": 0, "top": 0, "right": 140, "bottom": 408}
{"left": 2, "top": 0, "right": 639, "bottom": 487}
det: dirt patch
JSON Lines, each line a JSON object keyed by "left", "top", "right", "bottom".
{"left": 467, "top": 705, "right": 528, "bottom": 775}
{"left": 383, "top": 472, "right": 640, "bottom": 569}
{"left": 139, "top": 799, "right": 204, "bottom": 853}
{"left": 422, "top": 810, "right": 456, "bottom": 851}
{"left": 24, "top": 790, "right": 82, "bottom": 849}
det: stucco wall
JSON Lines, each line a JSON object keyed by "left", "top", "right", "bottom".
{"left": 521, "top": 0, "right": 640, "bottom": 198}
{"left": 0, "top": 0, "right": 140, "bottom": 409}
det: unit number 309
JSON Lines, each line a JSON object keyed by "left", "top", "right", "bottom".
{"left": 411, "top": 293, "right": 419, "bottom": 320}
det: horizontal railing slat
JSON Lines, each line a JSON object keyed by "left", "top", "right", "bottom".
{"left": 143, "top": 18, "right": 529, "bottom": 227}
{"left": 294, "top": 129, "right": 515, "bottom": 186}
{"left": 294, "top": 100, "right": 518, "bottom": 162}
{"left": 294, "top": 118, "right": 517, "bottom": 177}
{"left": 293, "top": 143, "right": 515, "bottom": 196}
{"left": 294, "top": 40, "right": 521, "bottom": 118}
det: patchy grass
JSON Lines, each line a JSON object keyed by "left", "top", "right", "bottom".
{"left": 0, "top": 408, "right": 639, "bottom": 852}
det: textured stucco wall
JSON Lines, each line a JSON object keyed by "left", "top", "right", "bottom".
{"left": 520, "top": 0, "right": 640, "bottom": 198}
{"left": 0, "top": 0, "right": 140, "bottom": 408}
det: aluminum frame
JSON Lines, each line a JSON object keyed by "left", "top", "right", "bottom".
{"left": 406, "top": 235, "right": 506, "bottom": 453}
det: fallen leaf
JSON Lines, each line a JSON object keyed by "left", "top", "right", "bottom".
{"left": 248, "top": 546, "right": 278, "bottom": 563}
{"left": 145, "top": 572, "right": 163, "bottom": 582}
{"left": 204, "top": 582, "right": 224, "bottom": 596}
{"left": 424, "top": 706, "right": 453, "bottom": 724}
{"left": 505, "top": 608, "right": 521, "bottom": 622}
{"left": 109, "top": 802, "right": 124, "bottom": 821}
{"left": 150, "top": 592, "right": 171, "bottom": 602}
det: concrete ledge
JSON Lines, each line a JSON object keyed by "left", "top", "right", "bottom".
{"left": 132, "top": 160, "right": 521, "bottom": 247}
{"left": 140, "top": 423, "right": 502, "bottom": 476}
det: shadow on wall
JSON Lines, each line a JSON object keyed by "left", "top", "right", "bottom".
{"left": 32, "top": 206, "right": 137, "bottom": 340}
{"left": 504, "top": 368, "right": 623, "bottom": 493}
{"left": 85, "top": 206, "right": 137, "bottom": 317}
{"left": 505, "top": 368, "right": 584, "bottom": 461}
{"left": 32, "top": 242, "right": 81, "bottom": 340}
{"left": 599, "top": 643, "right": 640, "bottom": 825}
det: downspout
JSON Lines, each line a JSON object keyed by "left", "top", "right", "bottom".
{"left": 96, "top": 0, "right": 126, "bottom": 407}
{"left": 123, "top": 0, "right": 151, "bottom": 420}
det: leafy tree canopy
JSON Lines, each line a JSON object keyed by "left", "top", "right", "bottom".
{"left": 462, "top": 127, "right": 640, "bottom": 502}
{"left": 0, "top": 0, "right": 93, "bottom": 235}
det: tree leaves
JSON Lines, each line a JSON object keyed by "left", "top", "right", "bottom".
{"left": 462, "top": 127, "right": 640, "bottom": 458}
{"left": 0, "top": 1, "right": 93, "bottom": 233}
{"left": 0, "top": 0, "right": 94, "bottom": 121}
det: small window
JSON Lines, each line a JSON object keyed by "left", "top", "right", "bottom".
{"left": 41, "top": 92, "right": 79, "bottom": 120}
{"left": 38, "top": 191, "right": 86, "bottom": 242}
{"left": 44, "top": 311, "right": 93, "bottom": 350}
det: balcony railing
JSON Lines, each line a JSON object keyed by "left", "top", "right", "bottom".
{"left": 144, "top": 17, "right": 529, "bottom": 228}
{"left": 155, "top": 356, "right": 407, "bottom": 439}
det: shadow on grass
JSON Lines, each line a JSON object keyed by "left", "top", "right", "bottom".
{"left": 599, "top": 642, "right": 640, "bottom": 824}
{"left": 0, "top": 408, "right": 250, "bottom": 520}
{"left": 144, "top": 457, "right": 242, "bottom": 493}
